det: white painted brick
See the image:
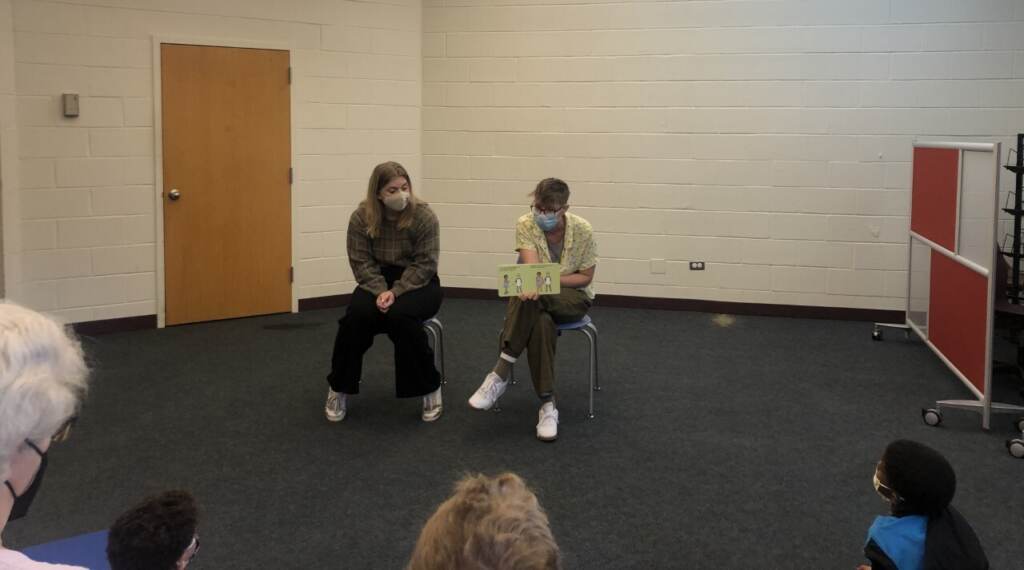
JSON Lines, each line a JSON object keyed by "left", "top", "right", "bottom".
{"left": 91, "top": 244, "right": 155, "bottom": 275}
{"left": 87, "top": 68, "right": 151, "bottom": 98}
{"left": 296, "top": 233, "right": 323, "bottom": 260}
{"left": 124, "top": 98, "right": 152, "bottom": 127}
{"left": 322, "top": 25, "right": 371, "bottom": 53}
{"left": 854, "top": 244, "right": 909, "bottom": 271}
{"left": 829, "top": 216, "right": 907, "bottom": 243}
{"left": 891, "top": 0, "right": 1016, "bottom": 24}
{"left": 123, "top": 215, "right": 155, "bottom": 244}
{"left": 19, "top": 158, "right": 54, "bottom": 188}
{"left": 58, "top": 217, "right": 124, "bottom": 248}
{"left": 347, "top": 105, "right": 419, "bottom": 130}
{"left": 123, "top": 272, "right": 153, "bottom": 302}
{"left": 769, "top": 214, "right": 830, "bottom": 240}
{"left": 14, "top": 63, "right": 89, "bottom": 96}
{"left": 298, "top": 206, "right": 350, "bottom": 233}
{"left": 348, "top": 54, "right": 418, "bottom": 81}
{"left": 826, "top": 269, "right": 887, "bottom": 297}
{"left": 295, "top": 103, "right": 346, "bottom": 129}
{"left": 22, "top": 249, "right": 91, "bottom": 280}
{"left": 14, "top": 32, "right": 149, "bottom": 68}
{"left": 71, "top": 97, "right": 124, "bottom": 127}
{"left": 22, "top": 189, "right": 91, "bottom": 219}
{"left": 371, "top": 29, "right": 419, "bottom": 56}
{"left": 771, "top": 266, "right": 827, "bottom": 293}
{"left": 21, "top": 220, "right": 57, "bottom": 251}
{"left": 91, "top": 186, "right": 154, "bottom": 216}
{"left": 17, "top": 280, "right": 57, "bottom": 311}
{"left": 89, "top": 128, "right": 153, "bottom": 157}
{"left": 18, "top": 127, "right": 88, "bottom": 157}
{"left": 16, "top": 96, "right": 60, "bottom": 127}
{"left": 891, "top": 52, "right": 1015, "bottom": 80}
{"left": 56, "top": 157, "right": 128, "bottom": 187}
{"left": 827, "top": 162, "right": 885, "bottom": 189}
{"left": 321, "top": 231, "right": 346, "bottom": 258}
{"left": 46, "top": 307, "right": 94, "bottom": 324}
{"left": 55, "top": 275, "right": 127, "bottom": 308}
{"left": 347, "top": 2, "right": 418, "bottom": 31}
{"left": 92, "top": 301, "right": 156, "bottom": 321}
{"left": 423, "top": 33, "right": 444, "bottom": 57}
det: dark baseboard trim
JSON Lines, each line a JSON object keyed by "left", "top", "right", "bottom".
{"left": 591, "top": 294, "right": 903, "bottom": 322}
{"left": 293, "top": 288, "right": 904, "bottom": 323}
{"left": 298, "top": 294, "right": 352, "bottom": 311}
{"left": 72, "top": 314, "right": 157, "bottom": 336}
{"left": 66, "top": 289, "right": 901, "bottom": 335}
{"left": 438, "top": 287, "right": 902, "bottom": 323}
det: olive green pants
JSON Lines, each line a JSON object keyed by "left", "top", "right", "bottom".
{"left": 499, "top": 288, "right": 590, "bottom": 398}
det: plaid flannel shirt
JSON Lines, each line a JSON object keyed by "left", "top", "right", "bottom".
{"left": 347, "top": 203, "right": 440, "bottom": 297}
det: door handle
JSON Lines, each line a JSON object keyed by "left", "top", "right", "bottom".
{"left": 168, "top": 189, "right": 181, "bottom": 201}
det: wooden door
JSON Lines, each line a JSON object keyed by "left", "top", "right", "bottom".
{"left": 161, "top": 44, "right": 291, "bottom": 325}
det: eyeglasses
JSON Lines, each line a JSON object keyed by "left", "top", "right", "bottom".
{"left": 531, "top": 205, "right": 564, "bottom": 217}
{"left": 51, "top": 416, "right": 77, "bottom": 444}
{"left": 185, "top": 535, "right": 200, "bottom": 565}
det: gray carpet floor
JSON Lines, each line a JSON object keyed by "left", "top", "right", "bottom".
{"left": 5, "top": 298, "right": 1023, "bottom": 569}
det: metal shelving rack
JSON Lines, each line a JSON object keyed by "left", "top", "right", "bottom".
{"left": 1002, "top": 134, "right": 1024, "bottom": 304}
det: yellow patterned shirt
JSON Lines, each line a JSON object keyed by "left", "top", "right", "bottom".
{"left": 515, "top": 212, "right": 597, "bottom": 300}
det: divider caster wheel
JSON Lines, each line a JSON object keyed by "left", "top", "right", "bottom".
{"left": 1007, "top": 439, "right": 1024, "bottom": 459}
{"left": 1016, "top": 417, "right": 1024, "bottom": 434}
{"left": 872, "top": 328, "right": 882, "bottom": 341}
{"left": 922, "top": 408, "right": 942, "bottom": 426}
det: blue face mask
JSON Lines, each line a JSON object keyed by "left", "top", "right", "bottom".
{"left": 534, "top": 212, "right": 559, "bottom": 232}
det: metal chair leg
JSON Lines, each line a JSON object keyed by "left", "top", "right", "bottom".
{"left": 581, "top": 327, "right": 597, "bottom": 419}
{"left": 585, "top": 322, "right": 600, "bottom": 392}
{"left": 433, "top": 318, "right": 446, "bottom": 385}
{"left": 424, "top": 320, "right": 444, "bottom": 385}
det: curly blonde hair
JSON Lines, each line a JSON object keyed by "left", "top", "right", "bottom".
{"left": 408, "top": 473, "right": 561, "bottom": 570}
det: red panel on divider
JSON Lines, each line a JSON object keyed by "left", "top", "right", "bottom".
{"left": 911, "top": 147, "right": 960, "bottom": 251}
{"left": 928, "top": 250, "right": 988, "bottom": 395}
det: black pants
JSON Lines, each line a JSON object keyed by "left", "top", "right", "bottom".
{"left": 327, "top": 267, "right": 442, "bottom": 398}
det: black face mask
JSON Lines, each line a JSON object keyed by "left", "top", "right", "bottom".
{"left": 4, "top": 440, "right": 47, "bottom": 522}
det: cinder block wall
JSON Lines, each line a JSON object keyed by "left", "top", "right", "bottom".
{"left": 423, "top": 0, "right": 1024, "bottom": 310}
{"left": 6, "top": 0, "right": 420, "bottom": 322}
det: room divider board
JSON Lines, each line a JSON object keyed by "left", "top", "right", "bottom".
{"left": 877, "top": 141, "right": 1024, "bottom": 432}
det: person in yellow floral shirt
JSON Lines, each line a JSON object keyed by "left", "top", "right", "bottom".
{"left": 469, "top": 178, "right": 597, "bottom": 441}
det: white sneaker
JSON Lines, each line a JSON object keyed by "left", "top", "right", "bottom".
{"left": 422, "top": 387, "right": 443, "bottom": 422}
{"left": 536, "top": 402, "right": 558, "bottom": 442}
{"left": 469, "top": 372, "right": 509, "bottom": 410}
{"left": 325, "top": 389, "right": 347, "bottom": 422}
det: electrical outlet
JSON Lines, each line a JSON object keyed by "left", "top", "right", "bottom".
{"left": 689, "top": 261, "right": 706, "bottom": 271}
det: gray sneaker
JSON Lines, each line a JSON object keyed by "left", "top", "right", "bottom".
{"left": 422, "top": 387, "right": 443, "bottom": 422}
{"left": 325, "top": 389, "right": 347, "bottom": 422}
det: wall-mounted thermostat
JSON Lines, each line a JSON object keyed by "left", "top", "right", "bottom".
{"left": 62, "top": 93, "right": 79, "bottom": 118}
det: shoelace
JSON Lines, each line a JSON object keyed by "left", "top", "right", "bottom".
{"left": 484, "top": 378, "right": 504, "bottom": 398}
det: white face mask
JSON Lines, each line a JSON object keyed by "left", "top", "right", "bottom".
{"left": 382, "top": 191, "right": 409, "bottom": 212}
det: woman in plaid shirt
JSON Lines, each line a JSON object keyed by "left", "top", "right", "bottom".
{"left": 324, "top": 162, "right": 443, "bottom": 424}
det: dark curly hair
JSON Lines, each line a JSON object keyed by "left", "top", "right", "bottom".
{"left": 107, "top": 490, "right": 199, "bottom": 570}
{"left": 880, "top": 439, "right": 956, "bottom": 517}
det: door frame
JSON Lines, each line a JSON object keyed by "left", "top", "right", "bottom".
{"left": 151, "top": 35, "right": 298, "bottom": 328}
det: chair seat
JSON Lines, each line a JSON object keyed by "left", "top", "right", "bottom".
{"left": 557, "top": 314, "right": 592, "bottom": 331}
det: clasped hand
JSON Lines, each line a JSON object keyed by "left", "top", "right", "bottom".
{"left": 376, "top": 290, "right": 396, "bottom": 313}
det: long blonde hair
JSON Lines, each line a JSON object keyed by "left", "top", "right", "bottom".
{"left": 408, "top": 473, "right": 561, "bottom": 570}
{"left": 361, "top": 161, "right": 420, "bottom": 239}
